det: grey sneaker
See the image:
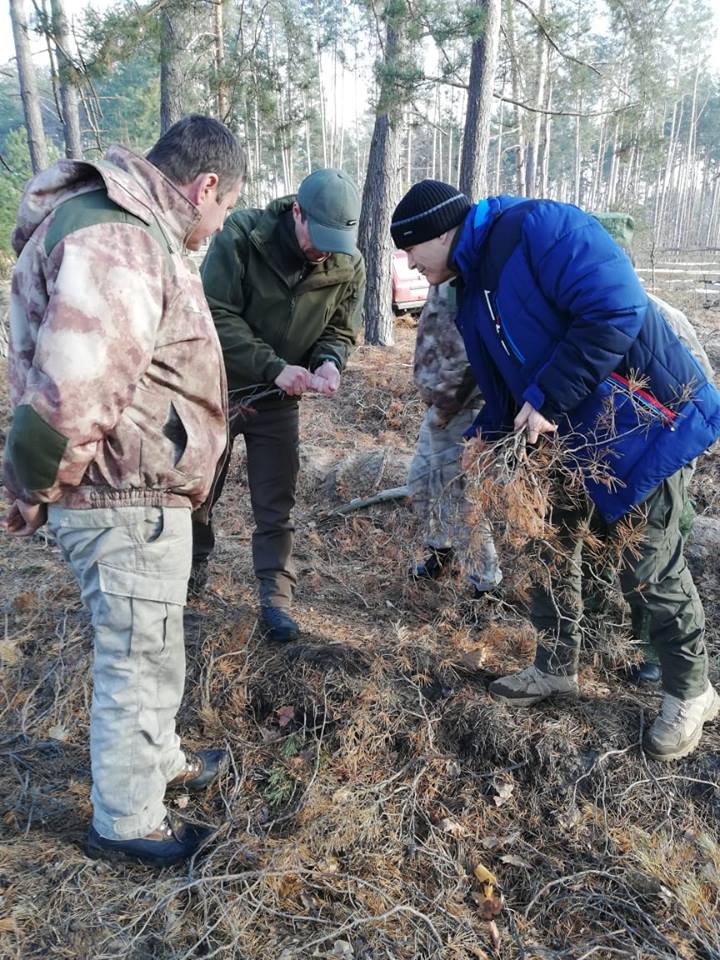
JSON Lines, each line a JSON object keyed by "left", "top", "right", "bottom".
{"left": 644, "top": 684, "right": 720, "bottom": 761}
{"left": 489, "top": 664, "right": 579, "bottom": 707}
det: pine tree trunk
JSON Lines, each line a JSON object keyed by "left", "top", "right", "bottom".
{"left": 505, "top": 0, "right": 525, "bottom": 194}
{"left": 214, "top": 0, "right": 228, "bottom": 120}
{"left": 10, "top": 0, "right": 49, "bottom": 172}
{"left": 459, "top": 0, "right": 501, "bottom": 200}
{"left": 50, "top": 0, "right": 82, "bottom": 157}
{"left": 160, "top": 4, "right": 190, "bottom": 134}
{"left": 359, "top": 112, "right": 399, "bottom": 345}
{"left": 540, "top": 80, "right": 552, "bottom": 197}
{"left": 359, "top": 21, "right": 403, "bottom": 346}
{"left": 525, "top": 0, "right": 547, "bottom": 197}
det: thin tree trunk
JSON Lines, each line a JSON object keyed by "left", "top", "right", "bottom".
{"left": 525, "top": 0, "right": 547, "bottom": 197}
{"left": 573, "top": 97, "right": 582, "bottom": 206}
{"left": 214, "top": 0, "right": 228, "bottom": 119}
{"left": 10, "top": 0, "right": 49, "bottom": 172}
{"left": 315, "top": 0, "right": 328, "bottom": 167}
{"left": 706, "top": 172, "right": 720, "bottom": 247}
{"left": 50, "top": 0, "right": 82, "bottom": 157}
{"left": 540, "top": 79, "right": 552, "bottom": 197}
{"left": 494, "top": 87, "right": 504, "bottom": 194}
{"left": 505, "top": 0, "right": 525, "bottom": 194}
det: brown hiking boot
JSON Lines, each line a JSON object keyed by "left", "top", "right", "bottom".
{"left": 167, "top": 749, "right": 228, "bottom": 792}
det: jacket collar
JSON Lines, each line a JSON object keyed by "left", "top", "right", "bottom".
{"left": 250, "top": 195, "right": 356, "bottom": 285}
{"left": 12, "top": 145, "right": 201, "bottom": 255}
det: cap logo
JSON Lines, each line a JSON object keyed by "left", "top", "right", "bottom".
{"left": 346, "top": 219, "right": 358, "bottom": 226}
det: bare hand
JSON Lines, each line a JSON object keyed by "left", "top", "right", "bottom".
{"left": 313, "top": 360, "right": 341, "bottom": 397}
{"left": 275, "top": 365, "right": 314, "bottom": 396}
{"left": 514, "top": 401, "right": 557, "bottom": 444}
{"left": 4, "top": 500, "right": 47, "bottom": 537}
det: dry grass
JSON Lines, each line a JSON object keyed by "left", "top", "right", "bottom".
{"left": 1, "top": 320, "right": 719, "bottom": 960}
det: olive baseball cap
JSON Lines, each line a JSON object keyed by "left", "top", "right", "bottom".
{"left": 297, "top": 168, "right": 361, "bottom": 256}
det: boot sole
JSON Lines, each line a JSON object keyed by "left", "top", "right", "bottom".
{"left": 489, "top": 689, "right": 578, "bottom": 708}
{"left": 644, "top": 694, "right": 720, "bottom": 762}
{"left": 86, "top": 844, "right": 189, "bottom": 868}
{"left": 261, "top": 628, "right": 300, "bottom": 643}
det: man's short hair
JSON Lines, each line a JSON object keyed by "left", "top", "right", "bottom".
{"left": 147, "top": 114, "right": 246, "bottom": 198}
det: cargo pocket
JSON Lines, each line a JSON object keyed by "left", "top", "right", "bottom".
{"left": 98, "top": 562, "right": 187, "bottom": 656}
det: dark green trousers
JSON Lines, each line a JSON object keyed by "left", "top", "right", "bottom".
{"left": 532, "top": 466, "right": 707, "bottom": 699}
{"left": 192, "top": 399, "right": 300, "bottom": 608}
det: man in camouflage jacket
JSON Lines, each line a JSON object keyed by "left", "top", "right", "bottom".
{"left": 3, "top": 115, "right": 245, "bottom": 867}
{"left": 408, "top": 282, "right": 501, "bottom": 593}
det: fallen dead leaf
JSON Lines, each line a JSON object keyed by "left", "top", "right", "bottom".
{"left": 499, "top": 853, "right": 532, "bottom": 869}
{"left": 493, "top": 781, "right": 514, "bottom": 807}
{"left": 48, "top": 723, "right": 68, "bottom": 742}
{"left": 276, "top": 705, "right": 295, "bottom": 728}
{"left": 438, "top": 817, "right": 467, "bottom": 838}
{"left": 0, "top": 638, "right": 20, "bottom": 666}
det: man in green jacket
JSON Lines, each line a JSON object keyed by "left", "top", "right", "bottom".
{"left": 195, "top": 169, "right": 366, "bottom": 641}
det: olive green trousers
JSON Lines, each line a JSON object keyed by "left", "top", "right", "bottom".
{"left": 532, "top": 467, "right": 707, "bottom": 699}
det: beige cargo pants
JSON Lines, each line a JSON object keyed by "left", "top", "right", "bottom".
{"left": 48, "top": 505, "right": 191, "bottom": 840}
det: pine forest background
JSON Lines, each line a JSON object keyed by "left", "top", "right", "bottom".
{"left": 2, "top": 0, "right": 720, "bottom": 343}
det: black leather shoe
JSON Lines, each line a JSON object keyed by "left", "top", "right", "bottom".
{"left": 188, "top": 561, "right": 209, "bottom": 598}
{"left": 408, "top": 547, "right": 453, "bottom": 581}
{"left": 627, "top": 661, "right": 662, "bottom": 685}
{"left": 260, "top": 606, "right": 300, "bottom": 643}
{"left": 167, "top": 748, "right": 228, "bottom": 792}
{"left": 86, "top": 811, "right": 214, "bottom": 868}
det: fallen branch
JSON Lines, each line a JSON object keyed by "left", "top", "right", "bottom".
{"left": 314, "top": 484, "right": 410, "bottom": 522}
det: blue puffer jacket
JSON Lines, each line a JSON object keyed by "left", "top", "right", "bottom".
{"left": 452, "top": 196, "right": 720, "bottom": 521}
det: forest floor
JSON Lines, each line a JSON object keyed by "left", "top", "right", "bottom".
{"left": 1, "top": 300, "right": 720, "bottom": 960}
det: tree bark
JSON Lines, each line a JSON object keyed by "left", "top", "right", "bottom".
{"left": 214, "top": 0, "right": 228, "bottom": 120}
{"left": 160, "top": 3, "right": 191, "bottom": 134}
{"left": 504, "top": 0, "right": 526, "bottom": 194}
{"left": 359, "top": 19, "right": 404, "bottom": 346}
{"left": 50, "top": 0, "right": 82, "bottom": 157}
{"left": 359, "top": 113, "right": 399, "bottom": 345}
{"left": 524, "top": 0, "right": 547, "bottom": 197}
{"left": 459, "top": 0, "right": 501, "bottom": 200}
{"left": 10, "top": 0, "right": 49, "bottom": 172}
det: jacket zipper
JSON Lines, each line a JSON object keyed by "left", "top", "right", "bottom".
{"left": 484, "top": 289, "right": 525, "bottom": 362}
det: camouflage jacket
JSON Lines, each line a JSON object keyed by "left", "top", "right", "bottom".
{"left": 413, "top": 282, "right": 478, "bottom": 414}
{"left": 4, "top": 146, "right": 227, "bottom": 512}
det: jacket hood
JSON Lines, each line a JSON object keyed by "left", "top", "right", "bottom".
{"left": 12, "top": 145, "right": 201, "bottom": 256}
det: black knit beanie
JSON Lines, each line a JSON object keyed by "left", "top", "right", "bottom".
{"left": 391, "top": 180, "right": 471, "bottom": 248}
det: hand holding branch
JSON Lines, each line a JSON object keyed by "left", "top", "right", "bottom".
{"left": 514, "top": 401, "right": 557, "bottom": 444}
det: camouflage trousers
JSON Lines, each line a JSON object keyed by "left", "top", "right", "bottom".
{"left": 48, "top": 505, "right": 191, "bottom": 840}
{"left": 532, "top": 466, "right": 708, "bottom": 700}
{"left": 407, "top": 405, "right": 501, "bottom": 591}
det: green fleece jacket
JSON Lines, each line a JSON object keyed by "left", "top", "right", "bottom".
{"left": 200, "top": 196, "right": 366, "bottom": 395}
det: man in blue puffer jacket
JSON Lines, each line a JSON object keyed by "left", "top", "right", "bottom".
{"left": 390, "top": 180, "right": 720, "bottom": 762}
